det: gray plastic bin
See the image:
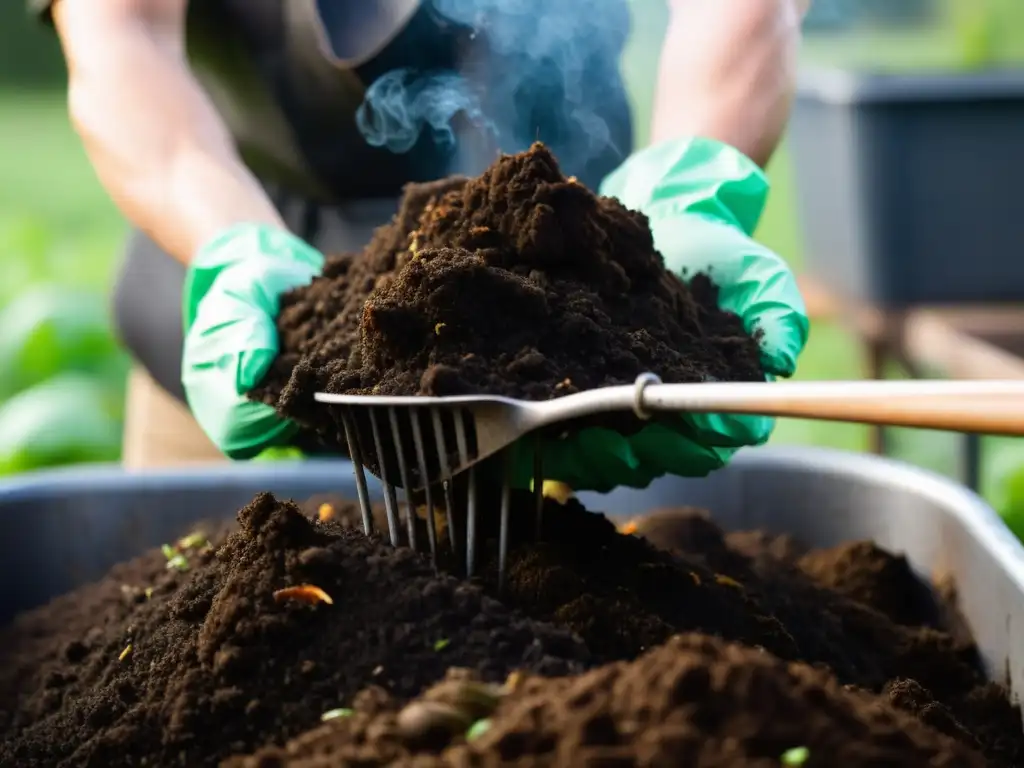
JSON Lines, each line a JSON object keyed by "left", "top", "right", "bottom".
{"left": 789, "top": 67, "right": 1024, "bottom": 307}
{"left": 1, "top": 447, "right": 1022, "bottom": 722}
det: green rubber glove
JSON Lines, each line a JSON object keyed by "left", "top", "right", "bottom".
{"left": 181, "top": 224, "right": 324, "bottom": 459}
{"left": 509, "top": 136, "right": 810, "bottom": 492}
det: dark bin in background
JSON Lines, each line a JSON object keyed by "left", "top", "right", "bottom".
{"left": 789, "top": 67, "right": 1024, "bottom": 308}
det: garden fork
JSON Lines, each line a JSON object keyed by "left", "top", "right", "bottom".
{"left": 317, "top": 376, "right": 1024, "bottom": 585}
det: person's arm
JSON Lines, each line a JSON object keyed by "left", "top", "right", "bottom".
{"left": 51, "top": 0, "right": 285, "bottom": 266}
{"left": 649, "top": 0, "right": 812, "bottom": 168}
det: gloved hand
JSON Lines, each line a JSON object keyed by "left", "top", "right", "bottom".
{"left": 510, "top": 135, "right": 809, "bottom": 492}
{"left": 181, "top": 224, "right": 324, "bottom": 459}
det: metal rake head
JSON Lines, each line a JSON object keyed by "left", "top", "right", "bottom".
{"left": 316, "top": 395, "right": 548, "bottom": 586}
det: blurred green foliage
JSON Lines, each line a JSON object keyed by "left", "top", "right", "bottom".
{"left": 0, "top": 89, "right": 127, "bottom": 475}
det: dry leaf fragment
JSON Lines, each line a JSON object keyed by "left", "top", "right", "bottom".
{"left": 688, "top": 571, "right": 702, "bottom": 586}
{"left": 118, "top": 644, "right": 132, "bottom": 662}
{"left": 273, "top": 584, "right": 334, "bottom": 606}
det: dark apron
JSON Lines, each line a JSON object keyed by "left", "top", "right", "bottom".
{"left": 111, "top": 0, "right": 634, "bottom": 403}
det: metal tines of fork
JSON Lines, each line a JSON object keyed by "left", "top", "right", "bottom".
{"left": 328, "top": 400, "right": 546, "bottom": 588}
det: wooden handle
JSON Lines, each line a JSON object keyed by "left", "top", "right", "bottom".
{"left": 642, "top": 380, "right": 1024, "bottom": 436}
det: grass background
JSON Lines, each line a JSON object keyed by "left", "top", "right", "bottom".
{"left": 2, "top": 0, "right": 1024, "bottom": 498}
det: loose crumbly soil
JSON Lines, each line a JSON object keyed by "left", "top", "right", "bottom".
{"left": 250, "top": 143, "right": 765, "bottom": 450}
{"left": 0, "top": 497, "right": 1021, "bottom": 767}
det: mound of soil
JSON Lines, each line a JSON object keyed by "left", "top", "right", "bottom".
{"left": 1, "top": 497, "right": 1021, "bottom": 767}
{"left": 250, "top": 143, "right": 765, "bottom": 448}
{"left": 0, "top": 496, "right": 589, "bottom": 768}
{"left": 230, "top": 635, "right": 981, "bottom": 768}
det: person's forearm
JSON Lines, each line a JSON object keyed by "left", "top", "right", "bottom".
{"left": 54, "top": 0, "right": 284, "bottom": 266}
{"left": 650, "top": 0, "right": 808, "bottom": 168}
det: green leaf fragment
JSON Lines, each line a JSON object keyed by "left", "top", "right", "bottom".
{"left": 433, "top": 638, "right": 451, "bottom": 652}
{"left": 166, "top": 554, "right": 189, "bottom": 572}
{"left": 780, "top": 746, "right": 809, "bottom": 765}
{"left": 161, "top": 543, "right": 177, "bottom": 559}
{"left": 321, "top": 708, "right": 354, "bottom": 722}
{"left": 466, "top": 718, "right": 491, "bottom": 741}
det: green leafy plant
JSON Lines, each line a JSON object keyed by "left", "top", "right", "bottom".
{"left": 0, "top": 373, "right": 122, "bottom": 474}
{"left": 0, "top": 211, "right": 129, "bottom": 477}
{"left": 0, "top": 285, "right": 127, "bottom": 401}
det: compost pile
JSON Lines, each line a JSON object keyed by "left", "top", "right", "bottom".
{"left": 250, "top": 142, "right": 765, "bottom": 448}
{"left": 1, "top": 494, "right": 1022, "bottom": 767}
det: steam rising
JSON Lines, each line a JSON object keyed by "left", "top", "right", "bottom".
{"left": 355, "top": 0, "right": 632, "bottom": 180}
{"left": 356, "top": 70, "right": 488, "bottom": 154}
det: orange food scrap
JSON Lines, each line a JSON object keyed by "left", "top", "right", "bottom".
{"left": 619, "top": 520, "right": 638, "bottom": 536}
{"left": 273, "top": 584, "right": 334, "bottom": 606}
{"left": 317, "top": 503, "right": 335, "bottom": 522}
{"left": 714, "top": 574, "right": 743, "bottom": 589}
{"left": 503, "top": 671, "right": 524, "bottom": 693}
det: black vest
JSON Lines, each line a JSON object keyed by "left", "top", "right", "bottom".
{"left": 185, "top": 0, "right": 635, "bottom": 200}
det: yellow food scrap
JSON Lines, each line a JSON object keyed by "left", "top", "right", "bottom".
{"left": 118, "top": 644, "right": 133, "bottom": 662}
{"left": 273, "top": 584, "right": 334, "bottom": 606}
{"left": 318, "top": 503, "right": 335, "bottom": 523}
{"left": 177, "top": 531, "right": 207, "bottom": 549}
{"left": 435, "top": 322, "right": 447, "bottom": 335}
{"left": 714, "top": 574, "right": 743, "bottom": 590}
{"left": 541, "top": 480, "right": 573, "bottom": 505}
